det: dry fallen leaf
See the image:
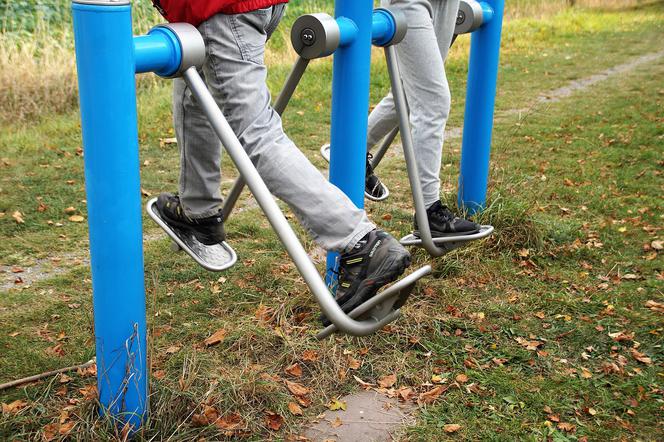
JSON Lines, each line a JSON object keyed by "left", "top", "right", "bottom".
{"left": 353, "top": 375, "right": 375, "bottom": 388}
{"left": 68, "top": 215, "right": 85, "bottom": 223}
{"left": 203, "top": 329, "right": 226, "bottom": 347}
{"left": 2, "top": 400, "right": 28, "bottom": 414}
{"left": 191, "top": 405, "right": 219, "bottom": 426}
{"left": 378, "top": 373, "right": 397, "bottom": 388}
{"left": 418, "top": 385, "right": 448, "bottom": 405}
{"left": 165, "top": 345, "right": 181, "bottom": 354}
{"left": 285, "top": 363, "right": 303, "bottom": 378}
{"left": 215, "top": 412, "right": 245, "bottom": 432}
{"left": 301, "top": 350, "right": 319, "bottom": 362}
{"left": 285, "top": 380, "right": 311, "bottom": 397}
{"left": 327, "top": 398, "right": 347, "bottom": 411}
{"left": 42, "top": 423, "right": 59, "bottom": 441}
{"left": 557, "top": 422, "right": 576, "bottom": 433}
{"left": 12, "top": 211, "right": 24, "bottom": 224}
{"left": 455, "top": 373, "right": 469, "bottom": 384}
{"left": 630, "top": 348, "right": 653, "bottom": 365}
{"left": 288, "top": 401, "right": 303, "bottom": 416}
{"left": 444, "top": 424, "right": 462, "bottom": 433}
{"left": 331, "top": 417, "right": 343, "bottom": 428}
{"left": 265, "top": 411, "right": 284, "bottom": 431}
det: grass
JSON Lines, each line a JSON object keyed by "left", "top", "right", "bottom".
{"left": 1, "top": 1, "right": 663, "bottom": 441}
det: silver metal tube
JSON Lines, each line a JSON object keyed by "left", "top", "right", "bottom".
{"left": 370, "top": 126, "right": 399, "bottom": 169}
{"left": 221, "top": 56, "right": 310, "bottom": 222}
{"left": 384, "top": 46, "right": 446, "bottom": 257}
{"left": 183, "top": 67, "right": 391, "bottom": 336}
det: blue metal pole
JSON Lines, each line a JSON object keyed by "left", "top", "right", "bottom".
{"left": 72, "top": 0, "right": 147, "bottom": 429}
{"left": 458, "top": 0, "right": 504, "bottom": 214}
{"left": 326, "top": 0, "right": 375, "bottom": 284}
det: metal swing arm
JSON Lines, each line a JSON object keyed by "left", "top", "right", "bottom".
{"left": 184, "top": 67, "right": 422, "bottom": 337}
{"left": 384, "top": 46, "right": 448, "bottom": 257}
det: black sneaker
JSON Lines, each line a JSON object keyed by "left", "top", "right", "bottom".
{"left": 322, "top": 229, "right": 411, "bottom": 326}
{"left": 155, "top": 193, "right": 225, "bottom": 245}
{"left": 414, "top": 200, "right": 480, "bottom": 238}
{"left": 365, "top": 154, "right": 389, "bottom": 201}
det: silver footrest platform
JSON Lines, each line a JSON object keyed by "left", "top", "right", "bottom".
{"left": 316, "top": 265, "right": 431, "bottom": 340}
{"left": 146, "top": 198, "right": 238, "bottom": 272}
{"left": 400, "top": 225, "right": 494, "bottom": 253}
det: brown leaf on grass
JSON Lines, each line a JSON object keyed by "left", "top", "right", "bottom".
{"left": 378, "top": 373, "right": 397, "bottom": 388}
{"left": 203, "top": 329, "right": 226, "bottom": 347}
{"left": 651, "top": 240, "right": 663, "bottom": 250}
{"left": 165, "top": 345, "right": 181, "bottom": 354}
{"left": 265, "top": 411, "right": 284, "bottom": 431}
{"left": 285, "top": 380, "right": 311, "bottom": 397}
{"left": 443, "top": 424, "right": 462, "bottom": 433}
{"left": 216, "top": 412, "right": 245, "bottom": 432}
{"left": 191, "top": 405, "right": 219, "bottom": 426}
{"left": 77, "top": 363, "right": 97, "bottom": 377}
{"left": 347, "top": 357, "right": 361, "bottom": 370}
{"left": 580, "top": 368, "right": 593, "bottom": 379}
{"left": 42, "top": 423, "right": 59, "bottom": 441}
{"left": 418, "top": 385, "right": 448, "bottom": 405}
{"left": 78, "top": 384, "right": 98, "bottom": 401}
{"left": 153, "top": 370, "right": 166, "bottom": 380}
{"left": 515, "top": 337, "right": 543, "bottom": 351}
{"left": 455, "top": 374, "right": 469, "bottom": 384}
{"left": 645, "top": 300, "right": 664, "bottom": 314}
{"left": 301, "top": 350, "right": 319, "bottom": 362}
{"left": 2, "top": 400, "right": 28, "bottom": 414}
{"left": 45, "top": 344, "right": 65, "bottom": 357}
{"left": 630, "top": 348, "right": 653, "bottom": 365}
{"left": 64, "top": 206, "right": 76, "bottom": 215}
{"left": 288, "top": 402, "right": 303, "bottom": 416}
{"left": 534, "top": 311, "right": 546, "bottom": 319}
{"left": 59, "top": 421, "right": 76, "bottom": 436}
{"left": 397, "top": 387, "right": 414, "bottom": 402}
{"left": 557, "top": 422, "right": 576, "bottom": 433}
{"left": 68, "top": 215, "right": 85, "bottom": 223}
{"left": 59, "top": 374, "right": 72, "bottom": 384}
{"left": 285, "top": 363, "right": 303, "bottom": 378}
{"left": 255, "top": 304, "right": 274, "bottom": 322}
{"left": 331, "top": 417, "right": 343, "bottom": 428}
{"left": 12, "top": 211, "right": 24, "bottom": 224}
{"left": 608, "top": 331, "right": 634, "bottom": 342}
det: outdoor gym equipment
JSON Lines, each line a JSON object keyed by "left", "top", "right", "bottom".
{"left": 321, "top": 0, "right": 503, "bottom": 211}
{"left": 72, "top": 0, "right": 430, "bottom": 430}
{"left": 320, "top": 0, "right": 500, "bottom": 257}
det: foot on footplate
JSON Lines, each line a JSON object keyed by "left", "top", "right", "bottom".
{"left": 400, "top": 225, "right": 494, "bottom": 254}
{"left": 316, "top": 265, "right": 431, "bottom": 340}
{"left": 146, "top": 198, "right": 238, "bottom": 272}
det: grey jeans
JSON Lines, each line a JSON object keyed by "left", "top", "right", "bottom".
{"left": 172, "top": 6, "right": 374, "bottom": 252}
{"left": 367, "top": 0, "right": 460, "bottom": 207}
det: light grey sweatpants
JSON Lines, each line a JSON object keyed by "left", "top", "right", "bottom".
{"left": 172, "top": 6, "right": 375, "bottom": 252}
{"left": 367, "top": 0, "right": 460, "bottom": 208}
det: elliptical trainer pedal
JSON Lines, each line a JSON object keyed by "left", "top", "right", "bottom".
{"left": 400, "top": 225, "right": 494, "bottom": 253}
{"left": 146, "top": 198, "right": 238, "bottom": 272}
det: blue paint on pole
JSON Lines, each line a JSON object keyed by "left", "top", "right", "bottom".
{"left": 72, "top": 0, "right": 147, "bottom": 429}
{"left": 458, "top": 0, "right": 504, "bottom": 214}
{"left": 326, "top": 0, "right": 375, "bottom": 286}
{"left": 134, "top": 27, "right": 182, "bottom": 76}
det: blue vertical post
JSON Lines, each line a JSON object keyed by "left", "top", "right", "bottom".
{"left": 72, "top": 0, "right": 147, "bottom": 429}
{"left": 458, "top": 0, "right": 504, "bottom": 214}
{"left": 326, "top": 0, "right": 374, "bottom": 283}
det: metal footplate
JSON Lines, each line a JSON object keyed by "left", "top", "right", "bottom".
{"left": 316, "top": 265, "right": 431, "bottom": 340}
{"left": 400, "top": 225, "right": 494, "bottom": 253}
{"left": 146, "top": 198, "right": 238, "bottom": 272}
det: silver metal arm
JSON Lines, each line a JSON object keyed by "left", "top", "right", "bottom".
{"left": 183, "top": 67, "right": 401, "bottom": 337}
{"left": 370, "top": 126, "right": 399, "bottom": 169}
{"left": 384, "top": 46, "right": 447, "bottom": 257}
{"left": 221, "top": 56, "right": 310, "bottom": 221}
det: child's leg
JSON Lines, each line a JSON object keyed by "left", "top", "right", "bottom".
{"left": 367, "top": 0, "right": 459, "bottom": 208}
{"left": 173, "top": 72, "right": 224, "bottom": 219}
{"left": 189, "top": 8, "right": 375, "bottom": 252}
